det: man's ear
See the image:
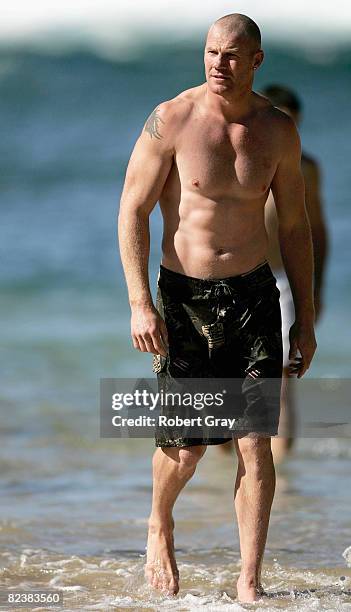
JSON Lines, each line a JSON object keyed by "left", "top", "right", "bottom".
{"left": 253, "top": 49, "right": 264, "bottom": 70}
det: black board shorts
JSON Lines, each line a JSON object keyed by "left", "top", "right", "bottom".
{"left": 152, "top": 260, "right": 283, "bottom": 447}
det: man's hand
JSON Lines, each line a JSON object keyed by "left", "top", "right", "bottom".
{"left": 131, "top": 304, "right": 169, "bottom": 356}
{"left": 288, "top": 320, "right": 317, "bottom": 378}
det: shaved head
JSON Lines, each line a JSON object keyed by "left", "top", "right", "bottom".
{"left": 204, "top": 13, "right": 264, "bottom": 97}
{"left": 208, "top": 13, "right": 261, "bottom": 52}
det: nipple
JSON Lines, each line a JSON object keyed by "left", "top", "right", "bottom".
{"left": 192, "top": 178, "right": 200, "bottom": 187}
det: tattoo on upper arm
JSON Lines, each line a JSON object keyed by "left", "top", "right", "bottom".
{"left": 144, "top": 107, "right": 164, "bottom": 140}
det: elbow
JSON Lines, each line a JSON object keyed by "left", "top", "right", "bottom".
{"left": 117, "top": 208, "right": 150, "bottom": 243}
{"left": 118, "top": 194, "right": 154, "bottom": 222}
{"left": 118, "top": 206, "right": 149, "bottom": 226}
{"left": 311, "top": 222, "right": 330, "bottom": 253}
{"left": 278, "top": 218, "right": 311, "bottom": 239}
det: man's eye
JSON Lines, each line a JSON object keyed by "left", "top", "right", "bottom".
{"left": 208, "top": 50, "right": 216, "bottom": 55}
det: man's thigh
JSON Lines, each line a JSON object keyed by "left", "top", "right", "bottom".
{"left": 221, "top": 283, "right": 283, "bottom": 437}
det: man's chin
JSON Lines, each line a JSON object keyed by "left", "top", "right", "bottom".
{"left": 208, "top": 81, "right": 232, "bottom": 93}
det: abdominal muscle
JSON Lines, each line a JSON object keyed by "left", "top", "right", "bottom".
{"left": 160, "top": 194, "right": 269, "bottom": 280}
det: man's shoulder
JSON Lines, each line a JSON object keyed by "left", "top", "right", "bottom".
{"left": 253, "top": 94, "right": 301, "bottom": 165}
{"left": 256, "top": 95, "right": 296, "bottom": 133}
{"left": 260, "top": 100, "right": 301, "bottom": 157}
{"left": 151, "top": 86, "right": 200, "bottom": 127}
{"left": 254, "top": 92, "right": 293, "bottom": 127}
{"left": 141, "top": 90, "right": 196, "bottom": 147}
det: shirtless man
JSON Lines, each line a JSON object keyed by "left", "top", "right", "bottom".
{"left": 118, "top": 13, "right": 317, "bottom": 603}
{"left": 263, "top": 85, "right": 329, "bottom": 463}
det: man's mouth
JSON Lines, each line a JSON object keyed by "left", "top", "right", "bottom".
{"left": 212, "top": 74, "right": 229, "bottom": 80}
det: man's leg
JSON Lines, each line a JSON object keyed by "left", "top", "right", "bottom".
{"left": 146, "top": 444, "right": 206, "bottom": 595}
{"left": 233, "top": 436, "right": 275, "bottom": 603}
{"left": 271, "top": 365, "right": 295, "bottom": 464}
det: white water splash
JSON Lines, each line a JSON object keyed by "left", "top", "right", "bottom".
{"left": 1, "top": 0, "right": 351, "bottom": 56}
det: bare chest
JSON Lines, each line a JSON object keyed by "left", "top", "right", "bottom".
{"left": 175, "top": 120, "right": 278, "bottom": 199}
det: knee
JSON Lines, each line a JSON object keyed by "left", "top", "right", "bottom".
{"left": 237, "top": 437, "right": 273, "bottom": 471}
{"left": 178, "top": 445, "right": 206, "bottom": 474}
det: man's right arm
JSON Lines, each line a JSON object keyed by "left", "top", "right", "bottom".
{"left": 118, "top": 102, "right": 175, "bottom": 356}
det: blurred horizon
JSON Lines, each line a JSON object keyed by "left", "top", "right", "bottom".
{"left": 2, "top": 0, "right": 351, "bottom": 59}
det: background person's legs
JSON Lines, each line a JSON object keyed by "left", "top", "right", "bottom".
{"left": 271, "top": 365, "right": 296, "bottom": 464}
{"left": 271, "top": 269, "right": 296, "bottom": 463}
{"left": 233, "top": 436, "right": 275, "bottom": 602}
{"left": 146, "top": 444, "right": 206, "bottom": 594}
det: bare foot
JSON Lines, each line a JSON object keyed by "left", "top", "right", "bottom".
{"left": 236, "top": 575, "right": 264, "bottom": 603}
{"left": 145, "top": 520, "right": 179, "bottom": 596}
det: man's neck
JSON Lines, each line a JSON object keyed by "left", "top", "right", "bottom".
{"left": 203, "top": 83, "right": 254, "bottom": 123}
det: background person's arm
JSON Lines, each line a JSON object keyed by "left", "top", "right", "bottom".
{"left": 118, "top": 103, "right": 175, "bottom": 356}
{"left": 271, "top": 117, "right": 317, "bottom": 377}
{"left": 302, "top": 157, "right": 329, "bottom": 322}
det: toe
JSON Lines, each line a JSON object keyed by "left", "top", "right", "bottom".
{"left": 152, "top": 571, "right": 159, "bottom": 589}
{"left": 159, "top": 569, "right": 168, "bottom": 592}
{"left": 168, "top": 575, "right": 179, "bottom": 595}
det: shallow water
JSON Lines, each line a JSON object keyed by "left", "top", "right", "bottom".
{"left": 1, "top": 430, "right": 351, "bottom": 610}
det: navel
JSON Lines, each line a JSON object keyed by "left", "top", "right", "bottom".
{"left": 192, "top": 178, "right": 200, "bottom": 187}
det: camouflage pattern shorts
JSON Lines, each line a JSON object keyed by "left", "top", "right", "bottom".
{"left": 152, "top": 260, "right": 283, "bottom": 447}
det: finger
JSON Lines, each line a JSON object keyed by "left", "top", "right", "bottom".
{"left": 289, "top": 359, "right": 303, "bottom": 375}
{"left": 288, "top": 357, "right": 302, "bottom": 367}
{"left": 132, "top": 335, "right": 142, "bottom": 351}
{"left": 289, "top": 357, "right": 302, "bottom": 364}
{"left": 295, "top": 353, "right": 312, "bottom": 377}
{"left": 289, "top": 358, "right": 302, "bottom": 369}
{"left": 297, "top": 364, "right": 309, "bottom": 378}
{"left": 142, "top": 333, "right": 158, "bottom": 354}
{"left": 298, "top": 353, "right": 314, "bottom": 377}
{"left": 289, "top": 339, "right": 298, "bottom": 361}
{"left": 289, "top": 367, "right": 300, "bottom": 376}
{"left": 150, "top": 332, "right": 167, "bottom": 357}
{"left": 137, "top": 336, "right": 148, "bottom": 352}
{"left": 289, "top": 366, "right": 302, "bottom": 372}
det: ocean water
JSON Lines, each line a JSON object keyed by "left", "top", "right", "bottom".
{"left": 1, "top": 37, "right": 351, "bottom": 610}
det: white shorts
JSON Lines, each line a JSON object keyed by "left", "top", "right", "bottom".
{"left": 275, "top": 270, "right": 295, "bottom": 367}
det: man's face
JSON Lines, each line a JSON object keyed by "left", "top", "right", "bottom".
{"left": 204, "top": 27, "right": 263, "bottom": 94}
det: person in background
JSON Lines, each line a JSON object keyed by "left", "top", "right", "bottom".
{"left": 263, "top": 85, "right": 329, "bottom": 463}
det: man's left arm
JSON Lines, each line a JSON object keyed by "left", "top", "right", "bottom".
{"left": 302, "top": 159, "right": 329, "bottom": 322}
{"left": 271, "top": 117, "right": 317, "bottom": 377}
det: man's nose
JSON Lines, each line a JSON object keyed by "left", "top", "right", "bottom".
{"left": 213, "top": 53, "right": 224, "bottom": 68}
